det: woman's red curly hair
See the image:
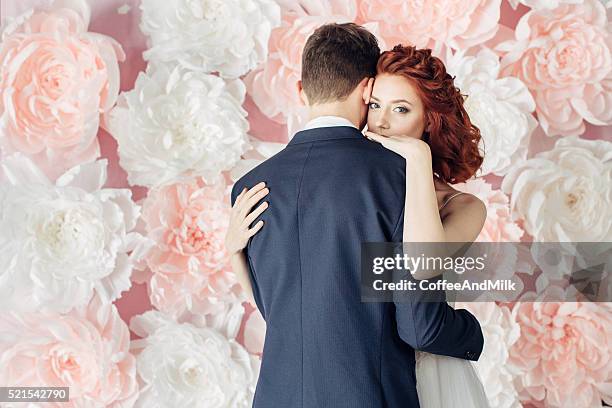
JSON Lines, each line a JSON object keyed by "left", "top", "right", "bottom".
{"left": 376, "top": 45, "right": 484, "bottom": 184}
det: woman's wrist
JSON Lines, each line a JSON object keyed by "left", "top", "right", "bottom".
{"left": 405, "top": 158, "right": 433, "bottom": 179}
{"left": 229, "top": 249, "right": 244, "bottom": 259}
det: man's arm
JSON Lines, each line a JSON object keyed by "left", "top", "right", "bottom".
{"left": 391, "top": 208, "right": 484, "bottom": 361}
{"left": 394, "top": 295, "right": 484, "bottom": 360}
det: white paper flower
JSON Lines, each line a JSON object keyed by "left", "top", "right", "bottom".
{"left": 139, "top": 0, "right": 280, "bottom": 78}
{"left": 455, "top": 302, "right": 521, "bottom": 408}
{"left": 501, "top": 135, "right": 612, "bottom": 242}
{"left": 107, "top": 63, "right": 251, "bottom": 188}
{"left": 129, "top": 310, "right": 260, "bottom": 408}
{"left": 0, "top": 153, "right": 150, "bottom": 313}
{"left": 445, "top": 48, "right": 538, "bottom": 176}
{"left": 230, "top": 138, "right": 286, "bottom": 182}
{"left": 189, "top": 301, "right": 246, "bottom": 340}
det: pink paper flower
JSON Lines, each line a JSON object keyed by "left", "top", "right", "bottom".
{"left": 244, "top": 7, "right": 386, "bottom": 137}
{"left": 137, "top": 178, "right": 244, "bottom": 319}
{"left": 0, "top": 0, "right": 125, "bottom": 180}
{"left": 0, "top": 295, "right": 139, "bottom": 407}
{"left": 356, "top": 0, "right": 500, "bottom": 51}
{"left": 243, "top": 309, "right": 266, "bottom": 355}
{"left": 244, "top": 12, "right": 348, "bottom": 129}
{"left": 497, "top": 0, "right": 611, "bottom": 136}
{"left": 508, "top": 302, "right": 612, "bottom": 407}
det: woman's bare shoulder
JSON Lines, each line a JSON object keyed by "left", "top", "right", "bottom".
{"left": 441, "top": 189, "right": 485, "bottom": 221}
{"left": 436, "top": 181, "right": 484, "bottom": 217}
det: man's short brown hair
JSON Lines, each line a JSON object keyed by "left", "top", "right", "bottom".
{"left": 301, "top": 23, "right": 380, "bottom": 104}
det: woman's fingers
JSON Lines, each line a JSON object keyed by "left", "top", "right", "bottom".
{"left": 364, "top": 131, "right": 383, "bottom": 143}
{"left": 234, "top": 187, "right": 248, "bottom": 205}
{"left": 240, "top": 187, "right": 269, "bottom": 216}
{"left": 227, "top": 182, "right": 268, "bottom": 253}
{"left": 243, "top": 182, "right": 266, "bottom": 200}
{"left": 364, "top": 131, "right": 403, "bottom": 151}
{"left": 235, "top": 182, "right": 266, "bottom": 210}
{"left": 247, "top": 220, "right": 264, "bottom": 237}
{"left": 365, "top": 131, "right": 393, "bottom": 141}
{"left": 243, "top": 201, "right": 269, "bottom": 227}
{"left": 235, "top": 182, "right": 265, "bottom": 205}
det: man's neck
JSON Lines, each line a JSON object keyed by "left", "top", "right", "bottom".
{"left": 307, "top": 103, "right": 360, "bottom": 128}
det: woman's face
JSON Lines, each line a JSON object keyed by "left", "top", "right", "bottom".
{"left": 367, "top": 73, "right": 426, "bottom": 139}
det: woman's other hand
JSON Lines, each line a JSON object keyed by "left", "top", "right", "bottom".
{"left": 225, "top": 182, "right": 269, "bottom": 255}
{"left": 364, "top": 131, "right": 432, "bottom": 166}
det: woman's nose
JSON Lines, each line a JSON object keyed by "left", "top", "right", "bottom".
{"left": 376, "top": 112, "right": 389, "bottom": 129}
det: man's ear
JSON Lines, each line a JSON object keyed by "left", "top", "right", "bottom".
{"left": 362, "top": 77, "right": 374, "bottom": 104}
{"left": 297, "top": 80, "right": 308, "bottom": 106}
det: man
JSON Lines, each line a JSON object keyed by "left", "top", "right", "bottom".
{"left": 230, "top": 23, "right": 484, "bottom": 408}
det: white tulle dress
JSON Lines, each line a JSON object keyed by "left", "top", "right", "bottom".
{"left": 414, "top": 302, "right": 490, "bottom": 408}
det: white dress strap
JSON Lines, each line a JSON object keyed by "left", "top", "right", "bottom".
{"left": 438, "top": 191, "right": 466, "bottom": 211}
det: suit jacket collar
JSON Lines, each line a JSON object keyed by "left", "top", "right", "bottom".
{"left": 288, "top": 126, "right": 365, "bottom": 146}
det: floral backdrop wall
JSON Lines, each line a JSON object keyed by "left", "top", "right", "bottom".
{"left": 0, "top": 0, "right": 610, "bottom": 407}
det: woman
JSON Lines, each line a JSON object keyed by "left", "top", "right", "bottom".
{"left": 225, "top": 45, "right": 490, "bottom": 407}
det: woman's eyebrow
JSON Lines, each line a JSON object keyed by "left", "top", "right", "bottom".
{"left": 390, "top": 99, "right": 413, "bottom": 106}
{"left": 369, "top": 96, "right": 413, "bottom": 106}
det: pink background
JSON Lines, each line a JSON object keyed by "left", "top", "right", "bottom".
{"left": 1, "top": 0, "right": 610, "bottom": 346}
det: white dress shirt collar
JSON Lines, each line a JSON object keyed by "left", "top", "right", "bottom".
{"left": 302, "top": 115, "right": 357, "bottom": 131}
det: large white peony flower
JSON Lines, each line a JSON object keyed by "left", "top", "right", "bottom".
{"left": 501, "top": 135, "right": 612, "bottom": 242}
{"left": 129, "top": 310, "right": 260, "bottom": 408}
{"left": 445, "top": 48, "right": 538, "bottom": 177}
{"left": 107, "top": 63, "right": 251, "bottom": 188}
{"left": 139, "top": 0, "right": 280, "bottom": 78}
{"left": 0, "top": 153, "right": 150, "bottom": 313}
{"left": 455, "top": 302, "right": 521, "bottom": 408}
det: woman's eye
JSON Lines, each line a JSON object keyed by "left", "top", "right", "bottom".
{"left": 394, "top": 106, "right": 409, "bottom": 113}
{"left": 368, "top": 102, "right": 379, "bottom": 109}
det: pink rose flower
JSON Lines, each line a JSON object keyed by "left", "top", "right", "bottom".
{"left": 356, "top": 0, "right": 501, "bottom": 51}
{"left": 508, "top": 302, "right": 612, "bottom": 407}
{"left": 497, "top": 0, "right": 611, "bottom": 136}
{"left": 0, "top": 1, "right": 125, "bottom": 180}
{"left": 138, "top": 178, "right": 243, "bottom": 319}
{"left": 0, "top": 295, "right": 139, "bottom": 407}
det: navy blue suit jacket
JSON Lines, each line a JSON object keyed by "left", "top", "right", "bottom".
{"left": 230, "top": 126, "right": 484, "bottom": 408}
